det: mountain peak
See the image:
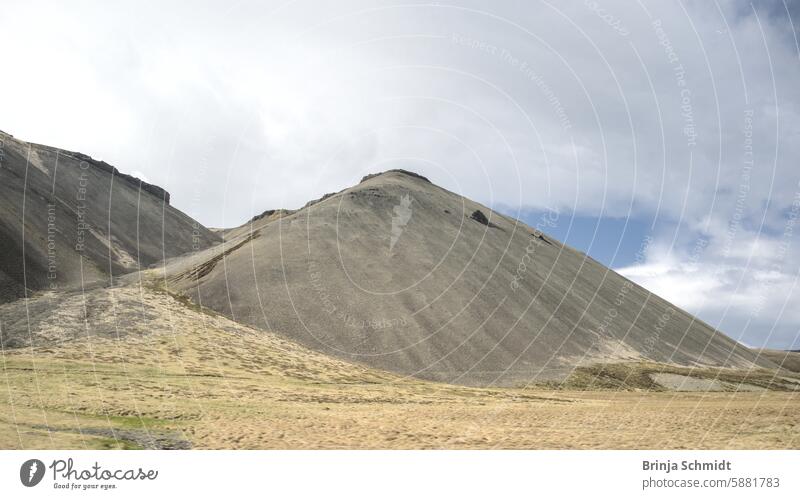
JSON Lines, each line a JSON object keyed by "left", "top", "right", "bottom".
{"left": 360, "top": 169, "right": 431, "bottom": 185}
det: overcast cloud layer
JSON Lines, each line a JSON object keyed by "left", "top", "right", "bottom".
{"left": 1, "top": 0, "right": 798, "bottom": 349}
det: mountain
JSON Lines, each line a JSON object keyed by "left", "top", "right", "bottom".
{"left": 0, "top": 130, "right": 220, "bottom": 303}
{"left": 0, "top": 130, "right": 776, "bottom": 386}
{"left": 163, "top": 169, "right": 775, "bottom": 386}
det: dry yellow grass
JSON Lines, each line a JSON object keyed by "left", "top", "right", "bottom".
{"left": 1, "top": 282, "right": 799, "bottom": 449}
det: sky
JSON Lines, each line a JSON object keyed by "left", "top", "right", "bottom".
{"left": 1, "top": 0, "right": 798, "bottom": 349}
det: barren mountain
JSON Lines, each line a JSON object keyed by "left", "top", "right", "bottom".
{"left": 164, "top": 169, "right": 775, "bottom": 386}
{"left": 0, "top": 132, "right": 777, "bottom": 386}
{"left": 0, "top": 130, "right": 219, "bottom": 303}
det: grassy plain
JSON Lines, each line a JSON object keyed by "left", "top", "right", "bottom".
{"left": 2, "top": 283, "right": 799, "bottom": 450}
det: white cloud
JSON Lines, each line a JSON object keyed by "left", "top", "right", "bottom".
{"left": 618, "top": 212, "right": 800, "bottom": 348}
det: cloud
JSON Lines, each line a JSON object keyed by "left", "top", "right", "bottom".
{"left": 2, "top": 1, "right": 798, "bottom": 221}
{"left": 0, "top": 0, "right": 798, "bottom": 347}
{"left": 619, "top": 252, "right": 800, "bottom": 349}
{"left": 618, "top": 190, "right": 800, "bottom": 349}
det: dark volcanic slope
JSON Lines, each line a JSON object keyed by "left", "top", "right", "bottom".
{"left": 0, "top": 130, "right": 219, "bottom": 302}
{"left": 165, "top": 170, "right": 775, "bottom": 386}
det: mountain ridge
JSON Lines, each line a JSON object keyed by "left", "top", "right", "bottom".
{"left": 0, "top": 130, "right": 170, "bottom": 203}
{"left": 163, "top": 168, "right": 775, "bottom": 386}
{"left": 0, "top": 130, "right": 220, "bottom": 303}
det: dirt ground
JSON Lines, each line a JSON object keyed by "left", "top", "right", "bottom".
{"left": 1, "top": 284, "right": 799, "bottom": 450}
